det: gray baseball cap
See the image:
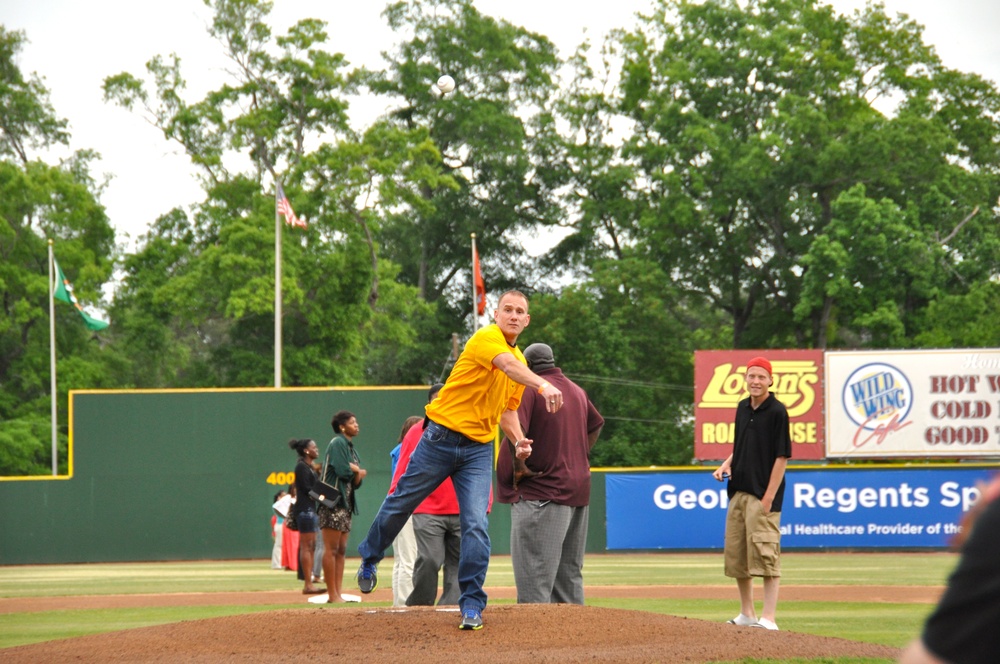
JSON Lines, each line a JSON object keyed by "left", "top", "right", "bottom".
{"left": 523, "top": 343, "right": 555, "bottom": 372}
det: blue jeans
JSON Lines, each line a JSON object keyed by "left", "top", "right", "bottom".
{"left": 358, "top": 421, "right": 493, "bottom": 612}
{"left": 296, "top": 509, "right": 319, "bottom": 534}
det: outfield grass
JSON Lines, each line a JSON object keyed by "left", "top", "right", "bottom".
{"left": 0, "top": 551, "right": 958, "bottom": 598}
{"left": 588, "top": 598, "right": 933, "bottom": 647}
{"left": 0, "top": 560, "right": 303, "bottom": 598}
{"left": 0, "top": 605, "right": 290, "bottom": 648}
{"left": 575, "top": 551, "right": 957, "bottom": 588}
{"left": 0, "top": 552, "right": 954, "bottom": 660}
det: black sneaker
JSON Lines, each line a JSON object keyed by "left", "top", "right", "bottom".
{"left": 356, "top": 561, "right": 378, "bottom": 593}
{"left": 459, "top": 608, "right": 483, "bottom": 630}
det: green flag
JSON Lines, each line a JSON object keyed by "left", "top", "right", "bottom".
{"left": 53, "top": 259, "right": 109, "bottom": 331}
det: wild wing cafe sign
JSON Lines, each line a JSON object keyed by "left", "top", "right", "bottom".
{"left": 827, "top": 349, "right": 1000, "bottom": 458}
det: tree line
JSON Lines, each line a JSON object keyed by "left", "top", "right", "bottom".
{"left": 2, "top": 0, "right": 999, "bottom": 475}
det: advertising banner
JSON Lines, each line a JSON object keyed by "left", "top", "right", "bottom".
{"left": 826, "top": 349, "right": 1000, "bottom": 458}
{"left": 605, "top": 466, "right": 996, "bottom": 550}
{"left": 694, "top": 350, "right": 825, "bottom": 460}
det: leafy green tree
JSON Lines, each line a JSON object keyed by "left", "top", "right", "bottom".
{"left": 0, "top": 27, "right": 115, "bottom": 475}
{"left": 518, "top": 256, "right": 724, "bottom": 466}
{"left": 369, "top": 0, "right": 563, "bottom": 318}
{"left": 795, "top": 184, "right": 949, "bottom": 348}
{"left": 539, "top": 38, "right": 648, "bottom": 276}
{"left": 0, "top": 28, "right": 68, "bottom": 164}
{"left": 104, "top": 0, "right": 452, "bottom": 386}
{"left": 604, "top": 0, "right": 1000, "bottom": 348}
{"left": 525, "top": 0, "right": 1000, "bottom": 464}
{"left": 913, "top": 281, "right": 1000, "bottom": 348}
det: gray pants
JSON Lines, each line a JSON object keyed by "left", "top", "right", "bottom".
{"left": 510, "top": 501, "right": 588, "bottom": 604}
{"left": 406, "top": 513, "right": 461, "bottom": 606}
{"left": 312, "top": 532, "right": 324, "bottom": 580}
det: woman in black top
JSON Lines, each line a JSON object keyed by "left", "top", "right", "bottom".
{"left": 288, "top": 438, "right": 324, "bottom": 595}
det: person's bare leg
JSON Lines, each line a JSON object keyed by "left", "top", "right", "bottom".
{"left": 331, "top": 530, "right": 349, "bottom": 601}
{"left": 300, "top": 532, "right": 321, "bottom": 593}
{"left": 761, "top": 576, "right": 780, "bottom": 623}
{"left": 321, "top": 528, "right": 341, "bottom": 602}
{"left": 737, "top": 577, "right": 756, "bottom": 620}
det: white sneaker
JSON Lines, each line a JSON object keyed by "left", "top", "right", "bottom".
{"left": 753, "top": 617, "right": 779, "bottom": 631}
{"left": 726, "top": 614, "right": 756, "bottom": 626}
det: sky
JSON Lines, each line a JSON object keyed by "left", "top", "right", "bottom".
{"left": 5, "top": 0, "right": 1000, "bottom": 251}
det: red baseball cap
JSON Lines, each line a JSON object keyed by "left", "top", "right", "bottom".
{"left": 746, "top": 356, "right": 772, "bottom": 375}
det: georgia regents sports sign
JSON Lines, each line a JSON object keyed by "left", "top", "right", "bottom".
{"left": 605, "top": 466, "right": 995, "bottom": 549}
{"left": 694, "top": 350, "right": 825, "bottom": 461}
{"left": 826, "top": 349, "right": 1000, "bottom": 458}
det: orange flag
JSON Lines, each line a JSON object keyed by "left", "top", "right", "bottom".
{"left": 473, "top": 242, "right": 486, "bottom": 315}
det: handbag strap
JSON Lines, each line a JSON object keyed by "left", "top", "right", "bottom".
{"left": 319, "top": 446, "right": 331, "bottom": 483}
{"left": 319, "top": 440, "right": 342, "bottom": 491}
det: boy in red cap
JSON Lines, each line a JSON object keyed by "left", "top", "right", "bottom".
{"left": 713, "top": 356, "right": 791, "bottom": 631}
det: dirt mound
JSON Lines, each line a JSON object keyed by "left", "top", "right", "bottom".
{"left": 2, "top": 603, "right": 899, "bottom": 663}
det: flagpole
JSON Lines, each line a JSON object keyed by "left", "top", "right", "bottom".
{"left": 471, "top": 233, "right": 479, "bottom": 332}
{"left": 274, "top": 181, "right": 283, "bottom": 388}
{"left": 48, "top": 239, "right": 58, "bottom": 476}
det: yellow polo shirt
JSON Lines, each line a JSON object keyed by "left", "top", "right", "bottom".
{"left": 425, "top": 324, "right": 527, "bottom": 443}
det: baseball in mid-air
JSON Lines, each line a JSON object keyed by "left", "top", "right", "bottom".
{"left": 437, "top": 74, "right": 456, "bottom": 94}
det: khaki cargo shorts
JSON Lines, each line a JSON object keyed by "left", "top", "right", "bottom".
{"left": 724, "top": 491, "right": 782, "bottom": 578}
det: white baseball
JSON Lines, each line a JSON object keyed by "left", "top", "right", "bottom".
{"left": 437, "top": 74, "right": 456, "bottom": 94}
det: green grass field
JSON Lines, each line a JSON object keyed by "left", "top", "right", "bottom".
{"left": 0, "top": 551, "right": 955, "bottom": 662}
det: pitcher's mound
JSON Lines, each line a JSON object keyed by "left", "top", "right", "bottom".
{"left": 2, "top": 604, "right": 900, "bottom": 663}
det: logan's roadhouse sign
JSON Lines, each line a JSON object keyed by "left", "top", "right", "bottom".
{"left": 826, "top": 349, "right": 1000, "bottom": 458}
{"left": 694, "top": 350, "right": 825, "bottom": 461}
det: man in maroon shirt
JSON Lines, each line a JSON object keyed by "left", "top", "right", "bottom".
{"left": 497, "top": 343, "right": 604, "bottom": 604}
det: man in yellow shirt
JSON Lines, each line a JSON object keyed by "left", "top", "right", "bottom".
{"left": 356, "top": 290, "right": 564, "bottom": 630}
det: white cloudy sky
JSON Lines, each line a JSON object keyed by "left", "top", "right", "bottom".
{"left": 5, "top": 0, "right": 1000, "bottom": 249}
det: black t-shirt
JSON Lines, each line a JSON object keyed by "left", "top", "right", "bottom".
{"left": 293, "top": 458, "right": 317, "bottom": 514}
{"left": 728, "top": 392, "right": 792, "bottom": 512}
{"left": 923, "top": 497, "right": 1000, "bottom": 664}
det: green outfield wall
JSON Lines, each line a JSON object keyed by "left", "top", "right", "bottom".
{"left": 0, "top": 388, "right": 608, "bottom": 565}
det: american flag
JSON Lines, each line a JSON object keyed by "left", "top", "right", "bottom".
{"left": 277, "top": 182, "right": 306, "bottom": 228}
